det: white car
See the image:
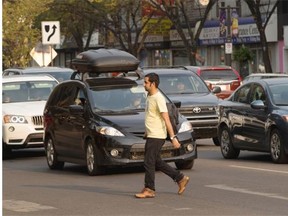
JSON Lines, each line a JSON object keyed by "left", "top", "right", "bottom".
{"left": 2, "top": 75, "right": 58, "bottom": 155}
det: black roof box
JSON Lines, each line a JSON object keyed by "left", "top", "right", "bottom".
{"left": 71, "top": 49, "right": 140, "bottom": 73}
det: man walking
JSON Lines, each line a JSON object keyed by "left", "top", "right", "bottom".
{"left": 135, "top": 73, "right": 189, "bottom": 198}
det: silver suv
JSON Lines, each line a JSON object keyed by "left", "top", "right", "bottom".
{"left": 3, "top": 67, "right": 75, "bottom": 82}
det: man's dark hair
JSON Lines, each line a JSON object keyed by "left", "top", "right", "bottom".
{"left": 145, "top": 73, "right": 159, "bottom": 88}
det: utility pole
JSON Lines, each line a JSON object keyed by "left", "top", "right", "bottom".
{"left": 219, "top": 2, "right": 240, "bottom": 66}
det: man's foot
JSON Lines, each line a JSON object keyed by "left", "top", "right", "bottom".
{"left": 135, "top": 188, "right": 155, "bottom": 198}
{"left": 177, "top": 176, "right": 190, "bottom": 195}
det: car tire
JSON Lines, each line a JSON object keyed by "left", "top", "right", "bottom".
{"left": 219, "top": 126, "right": 240, "bottom": 159}
{"left": 86, "top": 140, "right": 103, "bottom": 176}
{"left": 270, "top": 129, "right": 288, "bottom": 164}
{"left": 45, "top": 137, "right": 64, "bottom": 170}
{"left": 175, "top": 160, "right": 194, "bottom": 170}
{"left": 212, "top": 137, "right": 220, "bottom": 146}
{"left": 2, "top": 145, "right": 12, "bottom": 160}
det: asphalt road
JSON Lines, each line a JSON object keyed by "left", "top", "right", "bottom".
{"left": 3, "top": 139, "right": 288, "bottom": 216}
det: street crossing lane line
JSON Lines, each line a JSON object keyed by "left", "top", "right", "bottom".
{"left": 3, "top": 200, "right": 56, "bottom": 212}
{"left": 229, "top": 165, "right": 288, "bottom": 174}
{"left": 206, "top": 184, "right": 288, "bottom": 201}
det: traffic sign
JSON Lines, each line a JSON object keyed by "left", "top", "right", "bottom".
{"left": 225, "top": 42, "right": 233, "bottom": 54}
{"left": 30, "top": 44, "right": 57, "bottom": 66}
{"left": 41, "top": 21, "right": 60, "bottom": 45}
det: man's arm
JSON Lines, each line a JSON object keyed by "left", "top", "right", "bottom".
{"left": 161, "top": 112, "right": 180, "bottom": 149}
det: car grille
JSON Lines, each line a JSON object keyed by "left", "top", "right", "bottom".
{"left": 179, "top": 106, "right": 218, "bottom": 127}
{"left": 32, "top": 116, "right": 44, "bottom": 126}
{"left": 130, "top": 143, "right": 177, "bottom": 160}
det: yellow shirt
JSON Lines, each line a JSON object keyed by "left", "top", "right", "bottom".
{"left": 145, "top": 91, "right": 168, "bottom": 139}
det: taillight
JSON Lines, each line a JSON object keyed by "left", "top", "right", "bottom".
{"left": 230, "top": 81, "right": 241, "bottom": 90}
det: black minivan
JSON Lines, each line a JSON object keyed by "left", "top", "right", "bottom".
{"left": 43, "top": 49, "right": 197, "bottom": 175}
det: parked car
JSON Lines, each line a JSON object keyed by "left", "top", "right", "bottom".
{"left": 184, "top": 65, "right": 242, "bottom": 99}
{"left": 3, "top": 66, "right": 76, "bottom": 82}
{"left": 218, "top": 78, "right": 288, "bottom": 163}
{"left": 242, "top": 73, "right": 288, "bottom": 84}
{"left": 43, "top": 49, "right": 197, "bottom": 175}
{"left": 2, "top": 75, "right": 58, "bottom": 157}
{"left": 142, "top": 68, "right": 221, "bottom": 146}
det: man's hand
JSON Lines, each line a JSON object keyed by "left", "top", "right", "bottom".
{"left": 171, "top": 138, "right": 181, "bottom": 149}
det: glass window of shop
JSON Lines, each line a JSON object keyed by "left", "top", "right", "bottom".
{"left": 152, "top": 49, "right": 171, "bottom": 66}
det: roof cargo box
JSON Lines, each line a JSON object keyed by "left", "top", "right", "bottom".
{"left": 72, "top": 49, "right": 140, "bottom": 73}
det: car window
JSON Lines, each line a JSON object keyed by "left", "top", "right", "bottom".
{"left": 270, "top": 83, "right": 288, "bottom": 106}
{"left": 75, "top": 89, "right": 87, "bottom": 106}
{"left": 2, "top": 80, "right": 57, "bottom": 103}
{"left": 249, "top": 84, "right": 266, "bottom": 103}
{"left": 4, "top": 71, "right": 20, "bottom": 76}
{"left": 25, "top": 71, "right": 74, "bottom": 82}
{"left": 200, "top": 69, "right": 238, "bottom": 81}
{"left": 231, "top": 84, "right": 251, "bottom": 104}
{"left": 52, "top": 85, "right": 78, "bottom": 107}
{"left": 158, "top": 74, "right": 209, "bottom": 94}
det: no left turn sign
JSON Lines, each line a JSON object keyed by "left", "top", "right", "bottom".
{"left": 42, "top": 21, "right": 60, "bottom": 45}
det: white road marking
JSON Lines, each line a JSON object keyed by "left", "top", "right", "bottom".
{"left": 230, "top": 165, "right": 288, "bottom": 174}
{"left": 3, "top": 200, "right": 56, "bottom": 212}
{"left": 206, "top": 184, "right": 288, "bottom": 201}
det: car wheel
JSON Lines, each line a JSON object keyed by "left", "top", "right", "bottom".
{"left": 220, "top": 126, "right": 240, "bottom": 159}
{"left": 175, "top": 160, "right": 194, "bottom": 170}
{"left": 270, "top": 129, "right": 288, "bottom": 164}
{"left": 86, "top": 140, "right": 103, "bottom": 176}
{"left": 212, "top": 137, "right": 220, "bottom": 146}
{"left": 45, "top": 137, "right": 64, "bottom": 170}
{"left": 2, "top": 147, "right": 12, "bottom": 160}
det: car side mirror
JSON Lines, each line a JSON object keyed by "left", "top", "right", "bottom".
{"left": 212, "top": 86, "right": 221, "bottom": 94}
{"left": 172, "top": 100, "right": 181, "bottom": 108}
{"left": 69, "top": 105, "right": 84, "bottom": 114}
{"left": 251, "top": 100, "right": 265, "bottom": 109}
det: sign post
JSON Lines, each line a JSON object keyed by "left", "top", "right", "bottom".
{"left": 39, "top": 21, "right": 60, "bottom": 66}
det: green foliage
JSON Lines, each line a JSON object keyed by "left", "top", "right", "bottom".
{"left": 233, "top": 45, "right": 254, "bottom": 62}
{"left": 3, "top": 0, "right": 53, "bottom": 68}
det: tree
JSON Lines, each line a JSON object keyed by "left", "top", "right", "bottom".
{"left": 244, "top": 0, "right": 279, "bottom": 73}
{"left": 90, "top": 0, "right": 164, "bottom": 58}
{"left": 2, "top": 0, "right": 53, "bottom": 68}
{"left": 149, "top": 0, "right": 217, "bottom": 65}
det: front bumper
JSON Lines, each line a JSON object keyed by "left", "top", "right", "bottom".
{"left": 2, "top": 123, "right": 44, "bottom": 148}
{"left": 98, "top": 131, "right": 197, "bottom": 167}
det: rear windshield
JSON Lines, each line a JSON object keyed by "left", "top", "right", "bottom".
{"left": 200, "top": 69, "right": 238, "bottom": 81}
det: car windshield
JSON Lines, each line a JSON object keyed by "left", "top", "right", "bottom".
{"left": 270, "top": 83, "right": 288, "bottom": 106}
{"left": 200, "top": 69, "right": 238, "bottom": 81}
{"left": 158, "top": 74, "right": 209, "bottom": 94}
{"left": 91, "top": 85, "right": 147, "bottom": 112}
{"left": 2, "top": 81, "right": 58, "bottom": 103}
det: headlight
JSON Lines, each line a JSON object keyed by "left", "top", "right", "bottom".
{"left": 96, "top": 126, "right": 124, "bottom": 137}
{"left": 3, "top": 115, "right": 28, "bottom": 124}
{"left": 215, "top": 106, "right": 220, "bottom": 116}
{"left": 178, "top": 121, "right": 193, "bottom": 133}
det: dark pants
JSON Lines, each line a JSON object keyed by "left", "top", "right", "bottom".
{"left": 144, "top": 138, "right": 184, "bottom": 191}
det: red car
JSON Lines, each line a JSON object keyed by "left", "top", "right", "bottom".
{"left": 184, "top": 65, "right": 242, "bottom": 99}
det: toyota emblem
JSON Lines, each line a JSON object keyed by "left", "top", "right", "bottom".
{"left": 193, "top": 107, "right": 201, "bottom": 113}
